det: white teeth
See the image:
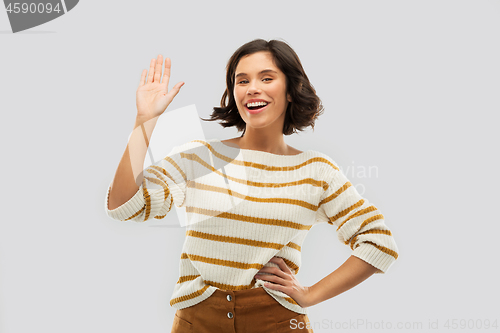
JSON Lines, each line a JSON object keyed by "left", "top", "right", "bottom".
{"left": 246, "top": 101, "right": 268, "bottom": 108}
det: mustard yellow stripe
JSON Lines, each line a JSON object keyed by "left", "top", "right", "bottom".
{"left": 186, "top": 230, "right": 286, "bottom": 250}
{"left": 204, "top": 279, "right": 256, "bottom": 291}
{"left": 358, "top": 214, "right": 384, "bottom": 231}
{"left": 180, "top": 252, "right": 264, "bottom": 270}
{"left": 188, "top": 180, "right": 319, "bottom": 211}
{"left": 145, "top": 165, "right": 165, "bottom": 176}
{"left": 286, "top": 241, "right": 301, "bottom": 252}
{"left": 180, "top": 252, "right": 301, "bottom": 275}
{"left": 144, "top": 176, "right": 170, "bottom": 201}
{"left": 142, "top": 178, "right": 151, "bottom": 221}
{"left": 192, "top": 139, "right": 339, "bottom": 171}
{"left": 184, "top": 154, "right": 324, "bottom": 190}
{"left": 145, "top": 167, "right": 172, "bottom": 202}
{"left": 336, "top": 202, "right": 376, "bottom": 231}
{"left": 154, "top": 186, "right": 173, "bottom": 219}
{"left": 284, "top": 297, "right": 299, "bottom": 306}
{"left": 145, "top": 166, "right": 168, "bottom": 182}
{"left": 342, "top": 205, "right": 378, "bottom": 225}
{"left": 163, "top": 156, "right": 187, "bottom": 180}
{"left": 176, "top": 278, "right": 259, "bottom": 291}
{"left": 176, "top": 274, "right": 200, "bottom": 284}
{"left": 182, "top": 232, "right": 302, "bottom": 265}
{"left": 281, "top": 257, "right": 299, "bottom": 273}
{"left": 320, "top": 181, "right": 352, "bottom": 206}
{"left": 185, "top": 207, "right": 313, "bottom": 231}
{"left": 124, "top": 206, "right": 145, "bottom": 221}
{"left": 358, "top": 241, "right": 399, "bottom": 260}
{"left": 169, "top": 284, "right": 211, "bottom": 306}
{"left": 346, "top": 229, "right": 392, "bottom": 249}
{"left": 168, "top": 193, "right": 173, "bottom": 211}
{"left": 328, "top": 199, "right": 365, "bottom": 228}
{"left": 147, "top": 163, "right": 187, "bottom": 188}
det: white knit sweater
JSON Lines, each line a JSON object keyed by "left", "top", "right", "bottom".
{"left": 104, "top": 138, "right": 399, "bottom": 314}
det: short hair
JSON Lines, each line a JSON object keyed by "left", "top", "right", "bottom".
{"left": 200, "top": 39, "right": 324, "bottom": 136}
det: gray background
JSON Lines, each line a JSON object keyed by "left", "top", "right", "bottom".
{"left": 1, "top": 1, "right": 499, "bottom": 332}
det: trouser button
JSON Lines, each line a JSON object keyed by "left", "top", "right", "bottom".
{"left": 227, "top": 294, "right": 232, "bottom": 301}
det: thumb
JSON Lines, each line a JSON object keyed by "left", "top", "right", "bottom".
{"left": 168, "top": 81, "right": 185, "bottom": 98}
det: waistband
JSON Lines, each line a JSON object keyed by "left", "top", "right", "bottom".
{"left": 204, "top": 287, "right": 273, "bottom": 308}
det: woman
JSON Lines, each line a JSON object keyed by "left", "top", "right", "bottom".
{"left": 105, "top": 39, "right": 399, "bottom": 333}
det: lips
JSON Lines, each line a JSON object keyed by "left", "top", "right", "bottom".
{"left": 245, "top": 102, "right": 269, "bottom": 115}
{"left": 246, "top": 101, "right": 268, "bottom": 108}
{"left": 244, "top": 99, "right": 270, "bottom": 114}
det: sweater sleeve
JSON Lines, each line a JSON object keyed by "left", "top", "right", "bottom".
{"left": 104, "top": 144, "right": 187, "bottom": 223}
{"left": 315, "top": 159, "right": 399, "bottom": 274}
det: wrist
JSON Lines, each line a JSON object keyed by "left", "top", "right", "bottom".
{"left": 304, "top": 285, "right": 319, "bottom": 308}
{"left": 134, "top": 115, "right": 158, "bottom": 129}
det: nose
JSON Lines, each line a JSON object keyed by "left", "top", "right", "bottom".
{"left": 247, "top": 80, "right": 261, "bottom": 95}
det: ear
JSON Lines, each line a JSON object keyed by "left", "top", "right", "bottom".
{"left": 287, "top": 93, "right": 292, "bottom": 103}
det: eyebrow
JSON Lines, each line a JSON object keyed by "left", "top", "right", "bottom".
{"left": 235, "top": 69, "right": 278, "bottom": 79}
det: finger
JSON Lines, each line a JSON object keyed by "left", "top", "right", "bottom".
{"left": 256, "top": 273, "right": 278, "bottom": 283}
{"left": 271, "top": 257, "right": 292, "bottom": 274}
{"left": 146, "top": 58, "right": 156, "bottom": 84}
{"left": 266, "top": 267, "right": 288, "bottom": 279}
{"left": 266, "top": 282, "right": 286, "bottom": 293}
{"left": 153, "top": 54, "right": 163, "bottom": 83}
{"left": 139, "top": 69, "right": 147, "bottom": 87}
{"left": 163, "top": 57, "right": 171, "bottom": 88}
{"left": 166, "top": 81, "right": 185, "bottom": 99}
{"left": 257, "top": 267, "right": 276, "bottom": 275}
{"left": 264, "top": 280, "right": 284, "bottom": 291}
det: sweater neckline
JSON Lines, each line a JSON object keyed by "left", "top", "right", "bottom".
{"left": 212, "top": 138, "right": 312, "bottom": 158}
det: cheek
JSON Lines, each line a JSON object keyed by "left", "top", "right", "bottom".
{"left": 233, "top": 88, "right": 244, "bottom": 104}
{"left": 268, "top": 85, "right": 286, "bottom": 102}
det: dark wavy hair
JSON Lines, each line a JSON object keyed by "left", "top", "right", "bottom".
{"left": 200, "top": 39, "right": 324, "bottom": 136}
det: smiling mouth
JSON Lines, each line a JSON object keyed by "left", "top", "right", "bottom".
{"left": 245, "top": 101, "right": 269, "bottom": 112}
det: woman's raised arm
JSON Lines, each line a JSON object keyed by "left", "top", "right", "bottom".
{"left": 107, "top": 55, "right": 184, "bottom": 211}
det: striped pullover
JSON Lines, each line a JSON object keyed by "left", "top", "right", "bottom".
{"left": 104, "top": 138, "right": 399, "bottom": 315}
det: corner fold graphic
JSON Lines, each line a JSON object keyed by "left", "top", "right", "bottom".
{"left": 64, "top": 0, "right": 77, "bottom": 11}
{"left": 4, "top": 0, "right": 79, "bottom": 33}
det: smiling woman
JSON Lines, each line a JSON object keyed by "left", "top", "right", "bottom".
{"left": 105, "top": 38, "right": 399, "bottom": 333}
{"left": 201, "top": 39, "right": 324, "bottom": 156}
{"left": 233, "top": 52, "right": 291, "bottom": 133}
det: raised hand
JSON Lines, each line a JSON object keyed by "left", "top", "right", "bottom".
{"left": 136, "top": 55, "right": 184, "bottom": 122}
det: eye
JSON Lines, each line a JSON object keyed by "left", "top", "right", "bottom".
{"left": 263, "top": 78, "right": 273, "bottom": 82}
{"left": 237, "top": 79, "right": 248, "bottom": 84}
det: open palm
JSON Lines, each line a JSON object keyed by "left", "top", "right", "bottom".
{"left": 136, "top": 55, "right": 184, "bottom": 121}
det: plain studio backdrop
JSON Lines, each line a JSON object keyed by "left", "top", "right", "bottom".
{"left": 1, "top": 1, "right": 498, "bottom": 332}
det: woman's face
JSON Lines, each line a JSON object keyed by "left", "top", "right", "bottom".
{"left": 233, "top": 51, "right": 291, "bottom": 133}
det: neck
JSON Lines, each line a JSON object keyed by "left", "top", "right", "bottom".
{"left": 237, "top": 130, "right": 289, "bottom": 155}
